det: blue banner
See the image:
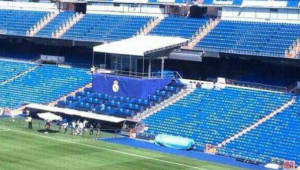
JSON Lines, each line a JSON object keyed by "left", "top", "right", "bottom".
{"left": 92, "top": 74, "right": 172, "bottom": 99}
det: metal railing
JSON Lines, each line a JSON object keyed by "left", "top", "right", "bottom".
{"left": 94, "top": 68, "right": 182, "bottom": 79}
{"left": 226, "top": 79, "right": 289, "bottom": 92}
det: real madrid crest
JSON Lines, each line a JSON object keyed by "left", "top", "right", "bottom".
{"left": 112, "top": 80, "right": 119, "bottom": 93}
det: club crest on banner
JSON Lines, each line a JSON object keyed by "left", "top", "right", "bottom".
{"left": 112, "top": 80, "right": 120, "bottom": 93}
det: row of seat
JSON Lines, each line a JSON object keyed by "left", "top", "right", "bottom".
{"left": 1, "top": 9, "right": 299, "bottom": 59}
{"left": 0, "top": 9, "right": 48, "bottom": 36}
{"left": 0, "top": 60, "right": 33, "bottom": 82}
{"left": 142, "top": 86, "right": 292, "bottom": 148}
{"left": 150, "top": 17, "right": 208, "bottom": 39}
{"left": 56, "top": 81, "right": 184, "bottom": 117}
{"left": 195, "top": 20, "right": 300, "bottom": 57}
{"left": 219, "top": 96, "right": 300, "bottom": 164}
{"left": 36, "top": 11, "right": 74, "bottom": 38}
{"left": 0, "top": 63, "right": 91, "bottom": 108}
{"left": 0, "top": 9, "right": 153, "bottom": 42}
{"left": 62, "top": 14, "right": 152, "bottom": 42}
{"left": 0, "top": 9, "right": 209, "bottom": 42}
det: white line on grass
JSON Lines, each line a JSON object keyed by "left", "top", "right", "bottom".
{"left": 6, "top": 128, "right": 207, "bottom": 170}
{"left": 0, "top": 128, "right": 10, "bottom": 132}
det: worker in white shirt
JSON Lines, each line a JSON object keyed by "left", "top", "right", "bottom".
{"left": 26, "top": 116, "right": 32, "bottom": 129}
{"left": 0, "top": 108, "right": 3, "bottom": 117}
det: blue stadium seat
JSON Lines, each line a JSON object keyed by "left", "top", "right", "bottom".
{"left": 150, "top": 17, "right": 208, "bottom": 39}
{"left": 142, "top": 87, "right": 292, "bottom": 149}
{"left": 62, "top": 14, "right": 152, "bottom": 42}
{"left": 219, "top": 96, "right": 300, "bottom": 164}
{"left": 0, "top": 9, "right": 48, "bottom": 36}
{"left": 195, "top": 20, "right": 300, "bottom": 58}
{"left": 36, "top": 11, "right": 74, "bottom": 38}
{"left": 56, "top": 82, "right": 184, "bottom": 118}
{"left": 0, "top": 63, "right": 91, "bottom": 108}
{"left": 0, "top": 60, "right": 33, "bottom": 82}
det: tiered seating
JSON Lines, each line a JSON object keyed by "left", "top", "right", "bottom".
{"left": 0, "top": 64, "right": 91, "bottom": 108}
{"left": 62, "top": 14, "right": 152, "bottom": 42}
{"left": 218, "top": 97, "right": 300, "bottom": 164}
{"left": 56, "top": 81, "right": 183, "bottom": 118}
{"left": 36, "top": 11, "right": 74, "bottom": 38}
{"left": 149, "top": 17, "right": 208, "bottom": 39}
{"left": 0, "top": 9, "right": 48, "bottom": 36}
{"left": 195, "top": 20, "right": 300, "bottom": 57}
{"left": 143, "top": 87, "right": 292, "bottom": 148}
{"left": 0, "top": 60, "right": 33, "bottom": 82}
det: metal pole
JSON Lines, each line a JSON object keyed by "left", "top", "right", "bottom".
{"left": 161, "top": 57, "right": 165, "bottom": 78}
{"left": 129, "top": 55, "right": 132, "bottom": 76}
{"left": 148, "top": 57, "right": 151, "bottom": 78}
{"left": 142, "top": 56, "right": 145, "bottom": 77}
{"left": 104, "top": 53, "right": 107, "bottom": 69}
{"left": 120, "top": 55, "right": 123, "bottom": 71}
{"left": 92, "top": 51, "right": 95, "bottom": 67}
{"left": 135, "top": 56, "right": 137, "bottom": 76}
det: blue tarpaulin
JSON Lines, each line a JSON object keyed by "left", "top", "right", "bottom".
{"left": 92, "top": 74, "right": 172, "bottom": 99}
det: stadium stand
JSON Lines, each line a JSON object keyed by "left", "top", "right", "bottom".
{"left": 0, "top": 63, "right": 91, "bottom": 108}
{"left": 149, "top": 17, "right": 209, "bottom": 39}
{"left": 1, "top": 1, "right": 300, "bottom": 169}
{"left": 142, "top": 86, "right": 292, "bottom": 148}
{"left": 0, "top": 9, "right": 48, "bottom": 36}
{"left": 56, "top": 81, "right": 184, "bottom": 118}
{"left": 62, "top": 14, "right": 153, "bottom": 42}
{"left": 184, "top": 18, "right": 220, "bottom": 49}
{"left": 218, "top": 96, "right": 300, "bottom": 164}
{"left": 195, "top": 20, "right": 300, "bottom": 57}
{"left": 36, "top": 11, "right": 74, "bottom": 38}
{"left": 0, "top": 60, "right": 33, "bottom": 82}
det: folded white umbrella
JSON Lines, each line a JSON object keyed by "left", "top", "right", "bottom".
{"left": 38, "top": 112, "right": 62, "bottom": 122}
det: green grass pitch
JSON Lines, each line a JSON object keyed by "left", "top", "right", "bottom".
{"left": 0, "top": 118, "right": 244, "bottom": 170}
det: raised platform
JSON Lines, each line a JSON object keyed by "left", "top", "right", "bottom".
{"left": 25, "top": 103, "right": 126, "bottom": 123}
{"left": 93, "top": 35, "right": 188, "bottom": 57}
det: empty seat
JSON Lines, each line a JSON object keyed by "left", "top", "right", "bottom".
{"left": 62, "top": 14, "right": 153, "bottom": 42}
{"left": 150, "top": 17, "right": 208, "bottom": 39}
{"left": 195, "top": 20, "right": 300, "bottom": 58}
{"left": 143, "top": 87, "right": 292, "bottom": 148}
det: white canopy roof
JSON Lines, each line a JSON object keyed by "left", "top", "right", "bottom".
{"left": 93, "top": 35, "right": 188, "bottom": 57}
{"left": 26, "top": 103, "right": 125, "bottom": 123}
{"left": 38, "top": 112, "right": 62, "bottom": 122}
